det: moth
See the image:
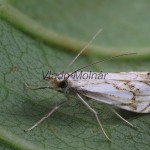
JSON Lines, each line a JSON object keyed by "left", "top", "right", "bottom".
{"left": 25, "top": 29, "right": 150, "bottom": 142}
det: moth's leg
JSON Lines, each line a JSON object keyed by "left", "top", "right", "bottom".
{"left": 24, "top": 101, "right": 67, "bottom": 132}
{"left": 76, "top": 93, "right": 111, "bottom": 142}
{"left": 24, "top": 82, "right": 50, "bottom": 90}
{"left": 111, "top": 108, "right": 137, "bottom": 129}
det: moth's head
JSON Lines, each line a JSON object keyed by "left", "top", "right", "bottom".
{"left": 44, "top": 74, "right": 69, "bottom": 92}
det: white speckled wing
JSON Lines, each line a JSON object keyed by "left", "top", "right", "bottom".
{"left": 70, "top": 72, "right": 150, "bottom": 113}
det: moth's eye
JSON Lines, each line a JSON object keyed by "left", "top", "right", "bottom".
{"left": 59, "top": 80, "right": 68, "bottom": 89}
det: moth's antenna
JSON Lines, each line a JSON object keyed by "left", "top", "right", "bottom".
{"left": 66, "top": 53, "right": 137, "bottom": 79}
{"left": 63, "top": 28, "right": 103, "bottom": 72}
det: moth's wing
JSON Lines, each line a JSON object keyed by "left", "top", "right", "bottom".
{"left": 77, "top": 80, "right": 150, "bottom": 113}
{"left": 69, "top": 71, "right": 150, "bottom": 81}
{"left": 104, "top": 72, "right": 150, "bottom": 81}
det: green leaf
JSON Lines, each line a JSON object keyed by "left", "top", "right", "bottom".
{"left": 0, "top": 0, "right": 150, "bottom": 150}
